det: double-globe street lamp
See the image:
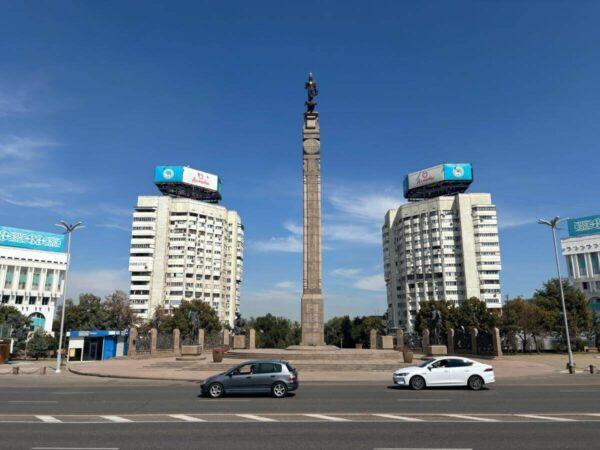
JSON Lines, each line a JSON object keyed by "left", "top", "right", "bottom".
{"left": 55, "top": 221, "right": 83, "bottom": 374}
{"left": 537, "top": 216, "right": 574, "bottom": 372}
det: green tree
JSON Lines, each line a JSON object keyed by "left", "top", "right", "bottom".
{"left": 325, "top": 315, "right": 354, "bottom": 348}
{"left": 248, "top": 314, "right": 301, "bottom": 348}
{"left": 500, "top": 298, "right": 553, "bottom": 352}
{"left": 450, "top": 297, "right": 496, "bottom": 331}
{"left": 534, "top": 278, "right": 593, "bottom": 348}
{"left": 26, "top": 329, "right": 49, "bottom": 360}
{"left": 156, "top": 300, "right": 222, "bottom": 336}
{"left": 0, "top": 305, "right": 31, "bottom": 350}
{"left": 351, "top": 315, "right": 385, "bottom": 348}
{"left": 59, "top": 294, "right": 107, "bottom": 333}
{"left": 103, "top": 290, "right": 137, "bottom": 330}
{"left": 414, "top": 300, "right": 454, "bottom": 333}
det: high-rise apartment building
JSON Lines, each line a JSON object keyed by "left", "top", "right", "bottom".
{"left": 383, "top": 164, "right": 501, "bottom": 331}
{"left": 128, "top": 166, "right": 243, "bottom": 326}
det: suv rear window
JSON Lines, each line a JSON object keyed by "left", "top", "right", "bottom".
{"left": 257, "top": 363, "right": 282, "bottom": 374}
{"left": 285, "top": 363, "right": 297, "bottom": 373}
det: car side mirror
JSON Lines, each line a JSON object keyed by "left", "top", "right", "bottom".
{"left": 428, "top": 366, "right": 432, "bottom": 371}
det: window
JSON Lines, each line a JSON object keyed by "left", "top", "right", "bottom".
{"left": 431, "top": 359, "right": 451, "bottom": 368}
{"left": 4, "top": 267, "right": 14, "bottom": 288}
{"left": 32, "top": 269, "right": 41, "bottom": 289}
{"left": 15, "top": 296, "right": 23, "bottom": 305}
{"left": 29, "top": 297, "right": 36, "bottom": 305}
{"left": 447, "top": 359, "right": 473, "bottom": 368}
{"left": 1, "top": 295, "right": 9, "bottom": 304}
{"left": 233, "top": 363, "right": 256, "bottom": 375}
{"left": 592, "top": 253, "right": 600, "bottom": 276}
{"left": 42, "top": 297, "right": 49, "bottom": 305}
{"left": 257, "top": 363, "right": 282, "bottom": 374}
{"left": 577, "top": 254, "right": 587, "bottom": 277}
{"left": 18, "top": 271, "right": 27, "bottom": 289}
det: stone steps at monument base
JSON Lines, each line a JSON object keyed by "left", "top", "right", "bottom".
{"left": 172, "top": 361, "right": 405, "bottom": 372}
{"left": 227, "top": 351, "right": 403, "bottom": 361}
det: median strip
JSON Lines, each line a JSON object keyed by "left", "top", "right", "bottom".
{"left": 303, "top": 414, "right": 350, "bottom": 422}
{"left": 372, "top": 414, "right": 423, "bottom": 422}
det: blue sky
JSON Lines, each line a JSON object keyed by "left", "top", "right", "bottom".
{"left": 1, "top": 1, "right": 599, "bottom": 320}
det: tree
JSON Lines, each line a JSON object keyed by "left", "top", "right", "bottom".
{"left": 26, "top": 329, "right": 50, "bottom": 360}
{"left": 325, "top": 316, "right": 354, "bottom": 348}
{"left": 154, "top": 300, "right": 222, "bottom": 336}
{"left": 0, "top": 305, "right": 31, "bottom": 350}
{"left": 58, "top": 294, "right": 107, "bottom": 333}
{"left": 500, "top": 298, "right": 553, "bottom": 352}
{"left": 103, "top": 290, "right": 137, "bottom": 330}
{"left": 248, "top": 314, "right": 300, "bottom": 348}
{"left": 351, "top": 316, "right": 385, "bottom": 348}
{"left": 533, "top": 278, "right": 593, "bottom": 348}
{"left": 450, "top": 297, "right": 496, "bottom": 331}
{"left": 414, "top": 300, "right": 454, "bottom": 333}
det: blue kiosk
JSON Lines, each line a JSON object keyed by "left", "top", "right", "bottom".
{"left": 67, "top": 330, "right": 129, "bottom": 362}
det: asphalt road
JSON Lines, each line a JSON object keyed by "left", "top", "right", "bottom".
{"left": 0, "top": 374, "right": 599, "bottom": 449}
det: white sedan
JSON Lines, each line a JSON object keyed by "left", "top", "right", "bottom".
{"left": 393, "top": 356, "right": 495, "bottom": 390}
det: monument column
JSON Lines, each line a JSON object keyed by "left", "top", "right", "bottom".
{"left": 300, "top": 73, "right": 325, "bottom": 346}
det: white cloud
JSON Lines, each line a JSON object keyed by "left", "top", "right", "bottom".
{"left": 0, "top": 87, "right": 32, "bottom": 117}
{"left": 250, "top": 235, "right": 302, "bottom": 253}
{"left": 283, "top": 221, "right": 302, "bottom": 235}
{"left": 0, "top": 135, "right": 57, "bottom": 162}
{"left": 325, "top": 223, "right": 380, "bottom": 244}
{"left": 241, "top": 281, "right": 301, "bottom": 319}
{"left": 68, "top": 269, "right": 130, "bottom": 299}
{"left": 97, "top": 223, "right": 131, "bottom": 232}
{"left": 331, "top": 268, "right": 361, "bottom": 278}
{"left": 328, "top": 191, "right": 404, "bottom": 221}
{"left": 353, "top": 274, "right": 386, "bottom": 292}
{"left": 274, "top": 280, "right": 299, "bottom": 290}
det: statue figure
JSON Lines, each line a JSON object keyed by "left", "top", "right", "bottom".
{"left": 304, "top": 72, "right": 318, "bottom": 113}
{"left": 188, "top": 310, "right": 201, "bottom": 340}
{"left": 429, "top": 308, "right": 443, "bottom": 345}
{"left": 233, "top": 312, "right": 246, "bottom": 335}
{"left": 381, "top": 311, "right": 390, "bottom": 336}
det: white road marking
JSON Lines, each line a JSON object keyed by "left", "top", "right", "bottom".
{"left": 397, "top": 399, "right": 450, "bottom": 402}
{"left": 35, "top": 415, "right": 62, "bottom": 423}
{"left": 372, "top": 414, "right": 424, "bottom": 422}
{"left": 584, "top": 413, "right": 600, "bottom": 417}
{"left": 304, "top": 413, "right": 351, "bottom": 422}
{"left": 31, "top": 448, "right": 119, "bottom": 450}
{"left": 236, "top": 414, "right": 277, "bottom": 422}
{"left": 8, "top": 400, "right": 58, "bottom": 403}
{"left": 169, "top": 414, "right": 205, "bottom": 422}
{"left": 515, "top": 414, "right": 576, "bottom": 422}
{"left": 444, "top": 414, "right": 499, "bottom": 422}
{"left": 100, "top": 415, "right": 132, "bottom": 423}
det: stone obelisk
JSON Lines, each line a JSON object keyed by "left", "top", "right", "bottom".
{"left": 300, "top": 73, "right": 325, "bottom": 347}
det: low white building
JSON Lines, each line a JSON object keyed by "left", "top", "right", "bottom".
{"left": 561, "top": 215, "right": 600, "bottom": 314}
{"left": 0, "top": 226, "right": 67, "bottom": 334}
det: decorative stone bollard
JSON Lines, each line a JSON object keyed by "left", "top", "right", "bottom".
{"left": 248, "top": 328, "right": 256, "bottom": 350}
{"left": 396, "top": 329, "right": 404, "bottom": 352}
{"left": 150, "top": 328, "right": 158, "bottom": 355}
{"left": 173, "top": 329, "right": 181, "bottom": 356}
{"left": 470, "top": 328, "right": 478, "bottom": 355}
{"left": 447, "top": 328, "right": 455, "bottom": 354}
{"left": 198, "top": 328, "right": 205, "bottom": 353}
{"left": 369, "top": 329, "right": 377, "bottom": 349}
{"left": 492, "top": 327, "right": 502, "bottom": 357}
{"left": 128, "top": 327, "right": 138, "bottom": 358}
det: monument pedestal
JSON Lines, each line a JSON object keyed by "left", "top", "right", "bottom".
{"left": 425, "top": 345, "right": 448, "bottom": 356}
{"left": 300, "top": 293, "right": 325, "bottom": 347}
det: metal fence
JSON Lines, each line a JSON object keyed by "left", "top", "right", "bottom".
{"left": 135, "top": 333, "right": 151, "bottom": 353}
{"left": 476, "top": 330, "right": 494, "bottom": 355}
{"left": 156, "top": 333, "right": 173, "bottom": 350}
{"left": 404, "top": 332, "right": 422, "bottom": 352}
{"left": 204, "top": 331, "right": 223, "bottom": 350}
{"left": 429, "top": 331, "right": 447, "bottom": 346}
{"left": 180, "top": 334, "right": 199, "bottom": 346}
{"left": 454, "top": 329, "right": 472, "bottom": 352}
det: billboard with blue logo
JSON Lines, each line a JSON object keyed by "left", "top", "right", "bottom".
{"left": 404, "top": 163, "right": 473, "bottom": 199}
{"left": 154, "top": 166, "right": 220, "bottom": 192}
{"left": 0, "top": 226, "right": 66, "bottom": 253}
{"left": 567, "top": 215, "right": 600, "bottom": 237}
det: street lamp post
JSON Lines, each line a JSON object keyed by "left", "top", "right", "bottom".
{"left": 55, "top": 221, "right": 83, "bottom": 374}
{"left": 538, "top": 216, "right": 574, "bottom": 372}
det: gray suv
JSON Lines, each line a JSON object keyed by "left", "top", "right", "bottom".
{"left": 201, "top": 360, "right": 299, "bottom": 398}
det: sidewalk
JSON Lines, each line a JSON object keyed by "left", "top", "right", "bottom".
{"left": 68, "top": 354, "right": 562, "bottom": 382}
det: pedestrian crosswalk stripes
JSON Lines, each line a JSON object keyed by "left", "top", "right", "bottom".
{"left": 2, "top": 413, "right": 598, "bottom": 424}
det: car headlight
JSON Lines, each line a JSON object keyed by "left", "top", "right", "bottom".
{"left": 395, "top": 372, "right": 409, "bottom": 377}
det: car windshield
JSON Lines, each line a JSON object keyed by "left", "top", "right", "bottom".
{"left": 418, "top": 359, "right": 434, "bottom": 368}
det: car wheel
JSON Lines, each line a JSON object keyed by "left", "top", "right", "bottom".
{"left": 208, "top": 382, "right": 224, "bottom": 398}
{"left": 468, "top": 375, "right": 484, "bottom": 391}
{"left": 409, "top": 375, "right": 426, "bottom": 390}
{"left": 271, "top": 382, "right": 288, "bottom": 398}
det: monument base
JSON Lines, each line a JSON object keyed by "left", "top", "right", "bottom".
{"left": 286, "top": 345, "right": 339, "bottom": 351}
{"left": 301, "top": 293, "right": 325, "bottom": 346}
{"left": 425, "top": 345, "right": 448, "bottom": 356}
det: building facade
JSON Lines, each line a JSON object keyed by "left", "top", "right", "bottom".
{"left": 561, "top": 215, "right": 600, "bottom": 313}
{"left": 0, "top": 226, "right": 67, "bottom": 334}
{"left": 128, "top": 196, "right": 243, "bottom": 326}
{"left": 383, "top": 193, "right": 502, "bottom": 331}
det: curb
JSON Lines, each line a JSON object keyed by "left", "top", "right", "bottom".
{"left": 68, "top": 366, "right": 201, "bottom": 383}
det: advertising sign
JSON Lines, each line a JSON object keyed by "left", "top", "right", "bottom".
{"left": 0, "top": 226, "right": 66, "bottom": 253}
{"left": 567, "top": 215, "right": 600, "bottom": 237}
{"left": 154, "top": 166, "right": 220, "bottom": 192}
{"left": 405, "top": 163, "right": 472, "bottom": 190}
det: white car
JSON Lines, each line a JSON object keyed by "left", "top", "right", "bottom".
{"left": 393, "top": 356, "right": 495, "bottom": 390}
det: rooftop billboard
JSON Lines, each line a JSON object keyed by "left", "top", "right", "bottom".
{"left": 0, "top": 226, "right": 66, "bottom": 253}
{"left": 405, "top": 163, "right": 473, "bottom": 191}
{"left": 154, "top": 166, "right": 220, "bottom": 192}
{"left": 567, "top": 215, "right": 600, "bottom": 237}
